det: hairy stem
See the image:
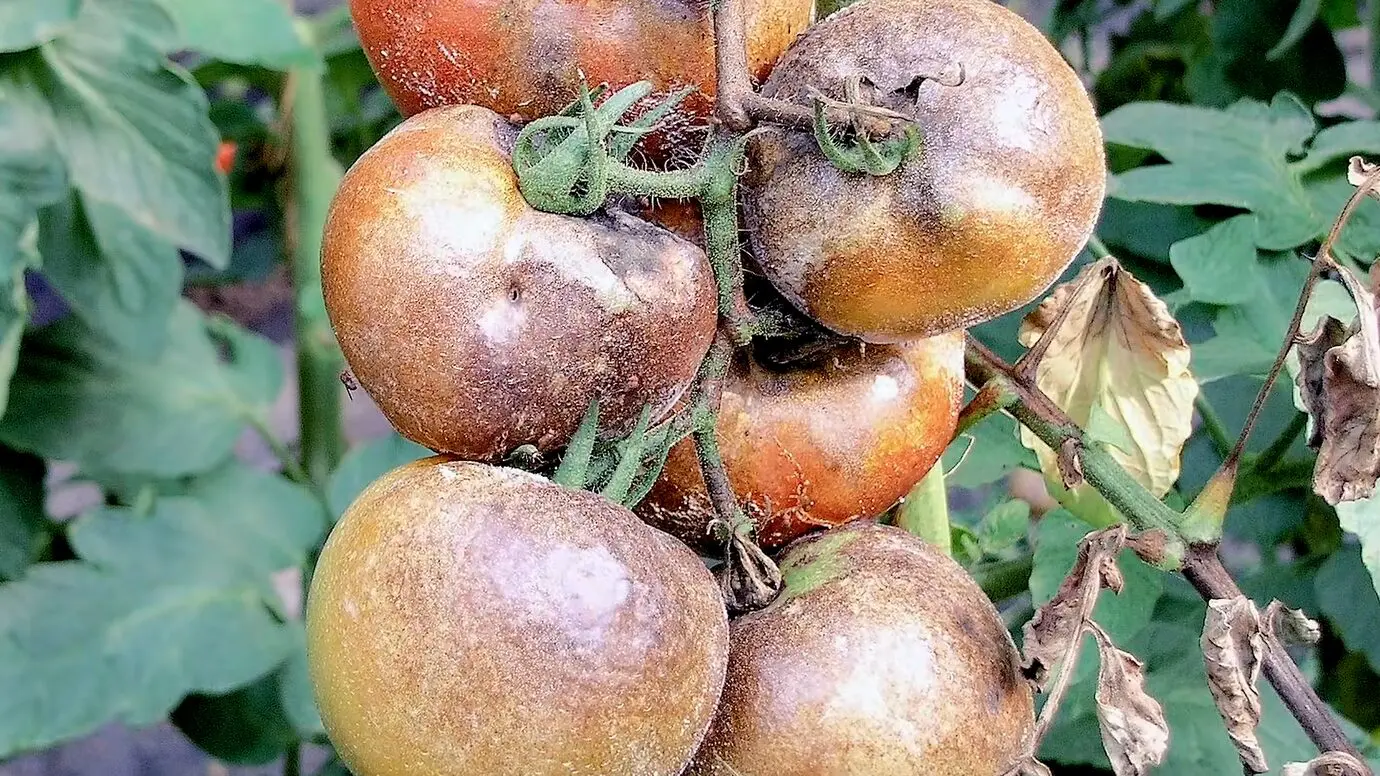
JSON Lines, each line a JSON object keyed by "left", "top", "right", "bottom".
{"left": 896, "top": 465, "right": 952, "bottom": 555}
{"left": 285, "top": 62, "right": 346, "bottom": 488}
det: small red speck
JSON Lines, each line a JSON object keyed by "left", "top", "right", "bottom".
{"left": 215, "top": 141, "right": 237, "bottom": 174}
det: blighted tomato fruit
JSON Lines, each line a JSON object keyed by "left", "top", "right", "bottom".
{"left": 638, "top": 332, "right": 964, "bottom": 550}
{"left": 350, "top": 0, "right": 815, "bottom": 161}
{"left": 306, "top": 458, "right": 731, "bottom": 776}
{"left": 689, "top": 521, "right": 1035, "bottom": 775}
{"left": 743, "top": 0, "right": 1106, "bottom": 342}
{"left": 321, "top": 105, "right": 717, "bottom": 460}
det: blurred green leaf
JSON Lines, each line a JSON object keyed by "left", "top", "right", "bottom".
{"left": 943, "top": 410, "right": 1038, "bottom": 489}
{"left": 1168, "top": 214, "right": 1260, "bottom": 306}
{"left": 277, "top": 624, "right": 324, "bottom": 738}
{"left": 0, "top": 463, "right": 324, "bottom": 757}
{"left": 154, "top": 0, "right": 315, "bottom": 69}
{"left": 36, "top": 192, "right": 181, "bottom": 356}
{"left": 0, "top": 0, "right": 230, "bottom": 269}
{"left": 326, "top": 433, "right": 430, "bottom": 520}
{"left": 0, "top": 0, "right": 80, "bottom": 53}
{"left": 1190, "top": 0, "right": 1345, "bottom": 107}
{"left": 1336, "top": 497, "right": 1380, "bottom": 601}
{"left": 1028, "top": 510, "right": 1165, "bottom": 644}
{"left": 1317, "top": 545, "right": 1380, "bottom": 673}
{"left": 0, "top": 446, "right": 46, "bottom": 581}
{"left": 0, "top": 301, "right": 282, "bottom": 477}
{"left": 1098, "top": 200, "right": 1213, "bottom": 264}
{"left": 976, "top": 500, "right": 1030, "bottom": 555}
{"left": 1264, "top": 0, "right": 1321, "bottom": 60}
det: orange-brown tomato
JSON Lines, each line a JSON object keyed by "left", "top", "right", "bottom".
{"left": 321, "top": 105, "right": 717, "bottom": 460}
{"left": 350, "top": 0, "right": 815, "bottom": 161}
{"left": 637, "top": 332, "right": 964, "bottom": 550}
{"left": 307, "top": 458, "right": 730, "bottom": 776}
{"left": 743, "top": 0, "right": 1106, "bottom": 341}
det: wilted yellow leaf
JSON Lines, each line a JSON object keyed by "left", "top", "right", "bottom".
{"left": 1018, "top": 258, "right": 1200, "bottom": 526}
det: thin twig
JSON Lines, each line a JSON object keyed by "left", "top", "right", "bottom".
{"left": 1221, "top": 164, "right": 1380, "bottom": 472}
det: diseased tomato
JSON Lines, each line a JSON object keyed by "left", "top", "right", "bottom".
{"left": 321, "top": 105, "right": 717, "bottom": 460}
{"left": 637, "top": 331, "right": 963, "bottom": 550}
{"left": 742, "top": 0, "right": 1106, "bottom": 341}
{"left": 688, "top": 522, "right": 1034, "bottom": 775}
{"left": 307, "top": 458, "right": 730, "bottom": 776}
{"left": 350, "top": 0, "right": 815, "bottom": 161}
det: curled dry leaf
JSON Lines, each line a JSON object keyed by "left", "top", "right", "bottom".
{"left": 1021, "top": 525, "right": 1127, "bottom": 687}
{"left": 1293, "top": 265, "right": 1380, "bottom": 504}
{"left": 1200, "top": 596, "right": 1267, "bottom": 773}
{"left": 1264, "top": 600, "right": 1322, "bottom": 646}
{"left": 1283, "top": 751, "right": 1372, "bottom": 776}
{"left": 1018, "top": 258, "right": 1199, "bottom": 526}
{"left": 1087, "top": 622, "right": 1169, "bottom": 776}
{"left": 1346, "top": 156, "right": 1380, "bottom": 200}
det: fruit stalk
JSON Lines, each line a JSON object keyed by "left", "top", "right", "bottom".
{"left": 285, "top": 53, "right": 347, "bottom": 486}
{"left": 964, "top": 335, "right": 1363, "bottom": 761}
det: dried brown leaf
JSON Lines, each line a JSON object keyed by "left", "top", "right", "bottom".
{"left": 1018, "top": 258, "right": 1199, "bottom": 525}
{"left": 1264, "top": 600, "right": 1322, "bottom": 646}
{"left": 1088, "top": 622, "right": 1169, "bottom": 776}
{"left": 1021, "top": 525, "right": 1127, "bottom": 687}
{"left": 1294, "top": 266, "right": 1380, "bottom": 504}
{"left": 1347, "top": 156, "right": 1380, "bottom": 200}
{"left": 1283, "top": 752, "right": 1372, "bottom": 776}
{"left": 1200, "top": 596, "right": 1267, "bottom": 773}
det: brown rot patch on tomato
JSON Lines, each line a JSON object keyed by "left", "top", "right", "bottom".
{"left": 321, "top": 105, "right": 717, "bottom": 460}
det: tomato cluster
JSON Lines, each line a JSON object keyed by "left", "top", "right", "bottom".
{"left": 308, "top": 0, "right": 1103, "bottom": 774}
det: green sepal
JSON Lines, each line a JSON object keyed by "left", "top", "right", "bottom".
{"left": 552, "top": 398, "right": 600, "bottom": 488}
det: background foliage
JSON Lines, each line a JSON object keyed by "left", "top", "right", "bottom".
{"left": 0, "top": 0, "right": 1378, "bottom": 773}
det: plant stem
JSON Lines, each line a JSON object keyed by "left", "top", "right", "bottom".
{"left": 1180, "top": 546, "right": 1362, "bottom": 760}
{"left": 896, "top": 464, "right": 952, "bottom": 555}
{"left": 972, "top": 555, "right": 1034, "bottom": 603}
{"left": 1193, "top": 394, "right": 1234, "bottom": 460}
{"left": 285, "top": 56, "right": 347, "bottom": 488}
{"left": 1252, "top": 411, "right": 1309, "bottom": 474}
{"left": 282, "top": 745, "right": 301, "bottom": 776}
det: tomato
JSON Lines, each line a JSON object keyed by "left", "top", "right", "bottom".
{"left": 742, "top": 0, "right": 1106, "bottom": 342}
{"left": 321, "top": 105, "right": 717, "bottom": 460}
{"left": 214, "top": 141, "right": 236, "bottom": 174}
{"left": 688, "top": 522, "right": 1034, "bottom": 775}
{"left": 349, "top": 0, "right": 814, "bottom": 160}
{"left": 307, "top": 458, "right": 730, "bottom": 776}
{"left": 637, "top": 331, "right": 963, "bottom": 550}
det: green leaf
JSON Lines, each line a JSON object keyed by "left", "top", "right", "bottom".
{"left": 0, "top": 446, "right": 46, "bottom": 581}
{"left": 1104, "top": 94, "right": 1322, "bottom": 251}
{"left": 326, "top": 433, "right": 431, "bottom": 520}
{"left": 0, "top": 301, "right": 282, "bottom": 477}
{"left": 1265, "top": 0, "right": 1321, "bottom": 60}
{"left": 1, "top": 0, "right": 230, "bottom": 267}
{"left": 0, "top": 0, "right": 81, "bottom": 53}
{"left": 1296, "top": 121, "right": 1380, "bottom": 174}
{"left": 153, "top": 0, "right": 315, "bottom": 69}
{"left": 1168, "top": 214, "right": 1260, "bottom": 306}
{"left": 944, "top": 410, "right": 1038, "bottom": 489}
{"left": 277, "top": 625, "right": 324, "bottom": 738}
{"left": 36, "top": 192, "right": 181, "bottom": 356}
{"left": 1336, "top": 497, "right": 1380, "bottom": 601}
{"left": 976, "top": 500, "right": 1030, "bottom": 555}
{"left": 1028, "top": 510, "right": 1165, "bottom": 644}
{"left": 0, "top": 463, "right": 325, "bottom": 757}
{"left": 1317, "top": 544, "right": 1380, "bottom": 673}
{"left": 1153, "top": 0, "right": 1198, "bottom": 20}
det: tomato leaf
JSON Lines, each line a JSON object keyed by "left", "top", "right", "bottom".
{"left": 0, "top": 446, "right": 47, "bottom": 581}
{"left": 152, "top": 0, "right": 316, "bottom": 69}
{"left": 1168, "top": 214, "right": 1260, "bottom": 307}
{"left": 1264, "top": 0, "right": 1321, "bottom": 61}
{"left": 1335, "top": 497, "right": 1380, "bottom": 602}
{"left": 326, "top": 433, "right": 431, "bottom": 521}
{"left": 0, "top": 302, "right": 282, "bottom": 478}
{"left": 1199, "top": 597, "right": 1266, "bottom": 772}
{"left": 1018, "top": 259, "right": 1199, "bottom": 527}
{"left": 0, "top": 0, "right": 80, "bottom": 53}
{"left": 943, "top": 409, "right": 1038, "bottom": 489}
{"left": 0, "top": 463, "right": 325, "bottom": 758}
{"left": 1315, "top": 545, "right": 1380, "bottom": 674}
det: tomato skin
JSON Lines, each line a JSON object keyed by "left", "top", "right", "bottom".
{"left": 637, "top": 331, "right": 963, "bottom": 550}
{"left": 687, "top": 522, "right": 1034, "bottom": 776}
{"left": 307, "top": 458, "right": 730, "bottom": 776}
{"left": 743, "top": 0, "right": 1106, "bottom": 342}
{"left": 349, "top": 0, "right": 813, "bottom": 159}
{"left": 321, "top": 105, "right": 717, "bottom": 460}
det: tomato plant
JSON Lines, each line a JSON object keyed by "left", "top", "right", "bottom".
{"left": 2, "top": 1, "right": 1380, "bottom": 776}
